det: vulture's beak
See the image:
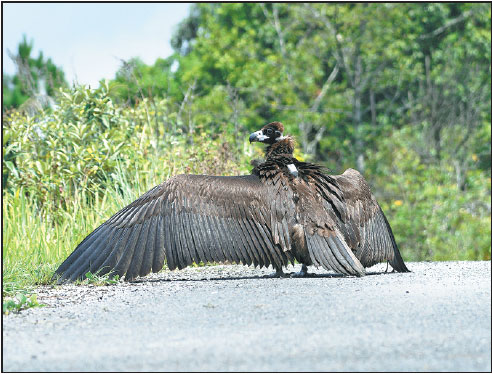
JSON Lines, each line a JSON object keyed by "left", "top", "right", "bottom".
{"left": 249, "top": 130, "right": 268, "bottom": 143}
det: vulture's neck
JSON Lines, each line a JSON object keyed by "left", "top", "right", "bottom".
{"left": 265, "top": 136, "right": 295, "bottom": 160}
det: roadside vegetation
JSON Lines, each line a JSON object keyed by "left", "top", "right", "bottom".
{"left": 3, "top": 4, "right": 490, "bottom": 311}
{"left": 3, "top": 83, "right": 256, "bottom": 305}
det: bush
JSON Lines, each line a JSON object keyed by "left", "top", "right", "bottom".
{"left": 3, "top": 82, "right": 256, "bottom": 216}
{"left": 2, "top": 83, "right": 257, "bottom": 295}
{"left": 366, "top": 127, "right": 491, "bottom": 262}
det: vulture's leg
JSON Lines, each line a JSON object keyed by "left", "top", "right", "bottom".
{"left": 384, "top": 261, "right": 396, "bottom": 273}
{"left": 290, "top": 264, "right": 308, "bottom": 278}
{"left": 265, "top": 267, "right": 289, "bottom": 278}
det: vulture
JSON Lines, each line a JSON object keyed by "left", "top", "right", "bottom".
{"left": 54, "top": 121, "right": 409, "bottom": 283}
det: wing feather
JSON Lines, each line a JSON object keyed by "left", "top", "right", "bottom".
{"left": 196, "top": 207, "right": 219, "bottom": 263}
{"left": 61, "top": 225, "right": 112, "bottom": 279}
{"left": 305, "top": 228, "right": 365, "bottom": 276}
{"left": 221, "top": 214, "right": 241, "bottom": 264}
{"left": 54, "top": 174, "right": 289, "bottom": 283}
{"left": 97, "top": 227, "right": 133, "bottom": 279}
{"left": 229, "top": 203, "right": 257, "bottom": 266}
{"left": 170, "top": 204, "right": 185, "bottom": 269}
{"left": 315, "top": 235, "right": 338, "bottom": 271}
{"left": 180, "top": 202, "right": 200, "bottom": 264}
{"left": 188, "top": 210, "right": 209, "bottom": 264}
{"left": 87, "top": 226, "right": 122, "bottom": 274}
{"left": 160, "top": 212, "right": 174, "bottom": 271}
{"left": 54, "top": 225, "right": 106, "bottom": 276}
{"left": 140, "top": 216, "right": 157, "bottom": 276}
{"left": 205, "top": 214, "right": 226, "bottom": 263}
{"left": 305, "top": 234, "right": 321, "bottom": 268}
{"left": 237, "top": 204, "right": 265, "bottom": 267}
{"left": 329, "top": 169, "right": 409, "bottom": 272}
{"left": 254, "top": 219, "right": 277, "bottom": 265}
{"left": 66, "top": 225, "right": 118, "bottom": 281}
{"left": 228, "top": 215, "right": 252, "bottom": 265}
{"left": 211, "top": 212, "right": 233, "bottom": 263}
{"left": 113, "top": 221, "right": 144, "bottom": 278}
{"left": 126, "top": 218, "right": 153, "bottom": 280}
{"left": 326, "top": 236, "right": 349, "bottom": 274}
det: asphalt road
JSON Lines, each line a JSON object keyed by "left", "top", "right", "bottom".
{"left": 2, "top": 261, "right": 491, "bottom": 372}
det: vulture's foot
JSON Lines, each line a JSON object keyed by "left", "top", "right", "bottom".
{"left": 290, "top": 264, "right": 309, "bottom": 278}
{"left": 384, "top": 262, "right": 397, "bottom": 274}
{"left": 265, "top": 268, "right": 289, "bottom": 278}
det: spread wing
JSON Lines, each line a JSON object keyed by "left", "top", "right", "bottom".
{"left": 293, "top": 176, "right": 367, "bottom": 277}
{"left": 330, "top": 169, "right": 409, "bottom": 272}
{"left": 54, "top": 174, "right": 293, "bottom": 283}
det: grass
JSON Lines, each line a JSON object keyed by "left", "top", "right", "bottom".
{"left": 2, "top": 140, "right": 254, "bottom": 313}
{"left": 76, "top": 271, "right": 120, "bottom": 286}
{"left": 2, "top": 164, "right": 160, "bottom": 301}
{"left": 3, "top": 292, "right": 43, "bottom": 315}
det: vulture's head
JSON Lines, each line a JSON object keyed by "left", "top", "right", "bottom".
{"left": 249, "top": 122, "right": 295, "bottom": 159}
{"left": 249, "top": 121, "right": 285, "bottom": 145}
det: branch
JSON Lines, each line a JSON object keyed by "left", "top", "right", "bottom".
{"left": 306, "top": 126, "right": 325, "bottom": 155}
{"left": 177, "top": 80, "right": 196, "bottom": 126}
{"left": 7, "top": 49, "right": 36, "bottom": 96}
{"left": 261, "top": 3, "right": 294, "bottom": 84}
{"left": 304, "top": 4, "right": 354, "bottom": 85}
{"left": 419, "top": 9, "right": 475, "bottom": 39}
{"left": 310, "top": 63, "right": 339, "bottom": 112}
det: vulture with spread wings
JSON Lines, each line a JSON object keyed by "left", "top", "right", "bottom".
{"left": 54, "top": 122, "right": 409, "bottom": 283}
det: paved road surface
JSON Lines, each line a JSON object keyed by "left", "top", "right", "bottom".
{"left": 3, "top": 261, "right": 491, "bottom": 372}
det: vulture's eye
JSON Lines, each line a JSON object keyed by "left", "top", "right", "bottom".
{"left": 265, "top": 128, "right": 273, "bottom": 136}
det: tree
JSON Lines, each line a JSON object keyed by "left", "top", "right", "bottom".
{"left": 3, "top": 35, "right": 67, "bottom": 111}
{"left": 170, "top": 3, "right": 490, "bottom": 174}
{"left": 401, "top": 3, "right": 491, "bottom": 190}
{"left": 110, "top": 56, "right": 180, "bottom": 106}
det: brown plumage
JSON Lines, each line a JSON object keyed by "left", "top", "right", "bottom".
{"left": 54, "top": 121, "right": 409, "bottom": 283}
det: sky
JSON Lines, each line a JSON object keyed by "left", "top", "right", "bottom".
{"left": 3, "top": 3, "right": 191, "bottom": 87}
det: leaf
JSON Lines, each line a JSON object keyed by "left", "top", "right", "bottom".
{"left": 35, "top": 161, "right": 44, "bottom": 175}
{"left": 4, "top": 161, "right": 20, "bottom": 178}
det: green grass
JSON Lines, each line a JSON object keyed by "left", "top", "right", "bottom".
{"left": 76, "top": 271, "right": 120, "bottom": 286}
{"left": 2, "top": 139, "right": 254, "bottom": 312}
{"left": 2, "top": 166, "right": 159, "bottom": 300}
{"left": 3, "top": 292, "right": 43, "bottom": 315}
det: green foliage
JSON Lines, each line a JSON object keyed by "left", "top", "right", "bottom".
{"left": 80, "top": 272, "right": 120, "bottom": 286}
{"left": 367, "top": 126, "right": 491, "bottom": 261}
{"left": 4, "top": 81, "right": 146, "bottom": 215}
{"left": 2, "top": 83, "right": 255, "bottom": 299}
{"left": 3, "top": 75, "right": 29, "bottom": 110}
{"left": 4, "top": 81, "right": 254, "bottom": 217}
{"left": 3, "top": 293, "right": 42, "bottom": 315}
{"left": 111, "top": 3, "right": 489, "bottom": 172}
{"left": 110, "top": 57, "right": 180, "bottom": 105}
{"left": 3, "top": 35, "right": 67, "bottom": 110}
{"left": 2, "top": 175, "right": 137, "bottom": 298}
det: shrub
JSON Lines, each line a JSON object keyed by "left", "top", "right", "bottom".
{"left": 366, "top": 127, "right": 491, "bottom": 261}
{"left": 2, "top": 83, "right": 257, "bottom": 294}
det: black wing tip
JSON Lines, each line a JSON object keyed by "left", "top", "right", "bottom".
{"left": 388, "top": 255, "right": 410, "bottom": 272}
{"left": 51, "top": 271, "right": 74, "bottom": 285}
{"left": 392, "top": 262, "right": 411, "bottom": 273}
{"left": 390, "top": 249, "right": 411, "bottom": 273}
{"left": 51, "top": 262, "right": 72, "bottom": 284}
{"left": 50, "top": 272, "right": 63, "bottom": 284}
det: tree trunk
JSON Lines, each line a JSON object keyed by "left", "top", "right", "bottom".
{"left": 353, "top": 54, "right": 365, "bottom": 173}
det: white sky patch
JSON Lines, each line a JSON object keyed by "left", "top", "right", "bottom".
{"left": 3, "top": 3, "right": 191, "bottom": 87}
